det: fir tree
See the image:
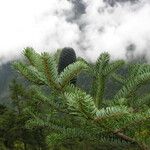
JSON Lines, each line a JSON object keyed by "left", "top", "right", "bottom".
{"left": 13, "top": 47, "right": 150, "bottom": 150}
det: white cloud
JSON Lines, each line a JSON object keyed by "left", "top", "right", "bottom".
{"left": 0, "top": 0, "right": 150, "bottom": 62}
{"left": 80, "top": 0, "right": 150, "bottom": 61}
{"left": 0, "top": 0, "right": 78, "bottom": 61}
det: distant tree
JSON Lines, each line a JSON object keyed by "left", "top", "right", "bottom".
{"left": 0, "top": 78, "right": 49, "bottom": 150}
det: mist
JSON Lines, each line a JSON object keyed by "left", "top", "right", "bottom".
{"left": 0, "top": 0, "right": 150, "bottom": 62}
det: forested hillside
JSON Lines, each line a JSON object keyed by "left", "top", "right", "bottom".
{"left": 0, "top": 62, "right": 15, "bottom": 105}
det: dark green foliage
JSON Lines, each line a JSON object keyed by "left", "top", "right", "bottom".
{"left": 0, "top": 80, "right": 49, "bottom": 150}
{"left": 1, "top": 47, "right": 150, "bottom": 150}
{"left": 89, "top": 52, "right": 125, "bottom": 108}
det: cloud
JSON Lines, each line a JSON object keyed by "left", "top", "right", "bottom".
{"left": 78, "top": 0, "right": 150, "bottom": 61}
{"left": 0, "top": 0, "right": 150, "bottom": 62}
{"left": 0, "top": 0, "right": 78, "bottom": 61}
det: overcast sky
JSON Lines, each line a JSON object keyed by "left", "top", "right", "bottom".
{"left": 0, "top": 0, "right": 150, "bottom": 62}
{"left": 0, "top": 0, "right": 64, "bottom": 61}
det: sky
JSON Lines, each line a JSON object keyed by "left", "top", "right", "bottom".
{"left": 0, "top": 0, "right": 150, "bottom": 62}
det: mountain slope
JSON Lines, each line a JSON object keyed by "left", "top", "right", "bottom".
{"left": 0, "top": 62, "right": 16, "bottom": 105}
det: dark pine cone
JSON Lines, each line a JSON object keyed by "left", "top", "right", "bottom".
{"left": 58, "top": 47, "right": 77, "bottom": 85}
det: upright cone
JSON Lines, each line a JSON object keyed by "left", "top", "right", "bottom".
{"left": 58, "top": 47, "right": 77, "bottom": 85}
